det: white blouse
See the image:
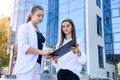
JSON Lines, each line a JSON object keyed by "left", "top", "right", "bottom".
{"left": 53, "top": 38, "right": 87, "bottom": 77}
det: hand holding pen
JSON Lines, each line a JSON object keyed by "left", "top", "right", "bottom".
{"left": 42, "top": 43, "right": 53, "bottom": 59}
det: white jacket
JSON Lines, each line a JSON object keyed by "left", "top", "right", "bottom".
{"left": 13, "top": 21, "right": 38, "bottom": 74}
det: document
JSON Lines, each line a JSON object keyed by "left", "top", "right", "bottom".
{"left": 50, "top": 40, "right": 77, "bottom": 57}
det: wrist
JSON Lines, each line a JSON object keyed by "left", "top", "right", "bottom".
{"left": 77, "top": 50, "right": 81, "bottom": 56}
{"left": 38, "top": 50, "right": 42, "bottom": 55}
{"left": 55, "top": 61, "right": 58, "bottom": 63}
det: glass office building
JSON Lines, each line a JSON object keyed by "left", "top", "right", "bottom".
{"left": 8, "top": 0, "right": 120, "bottom": 79}
{"left": 103, "top": 0, "right": 114, "bottom": 64}
{"left": 10, "top": 0, "right": 86, "bottom": 74}
{"left": 111, "top": 0, "right": 120, "bottom": 54}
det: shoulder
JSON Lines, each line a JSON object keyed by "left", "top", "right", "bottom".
{"left": 17, "top": 24, "right": 29, "bottom": 36}
{"left": 18, "top": 22, "right": 31, "bottom": 32}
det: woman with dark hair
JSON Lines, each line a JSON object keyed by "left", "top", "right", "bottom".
{"left": 52, "top": 19, "right": 86, "bottom": 80}
{"left": 13, "top": 5, "right": 53, "bottom": 80}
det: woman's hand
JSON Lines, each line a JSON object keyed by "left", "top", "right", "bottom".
{"left": 52, "top": 56, "right": 59, "bottom": 63}
{"left": 42, "top": 48, "right": 53, "bottom": 55}
{"left": 44, "top": 55, "right": 52, "bottom": 59}
{"left": 70, "top": 45, "right": 81, "bottom": 56}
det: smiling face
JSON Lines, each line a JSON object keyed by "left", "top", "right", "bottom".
{"left": 31, "top": 9, "right": 44, "bottom": 26}
{"left": 62, "top": 21, "right": 72, "bottom": 36}
{"left": 58, "top": 19, "right": 76, "bottom": 47}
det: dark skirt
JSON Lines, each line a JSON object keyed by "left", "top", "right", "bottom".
{"left": 57, "top": 69, "right": 80, "bottom": 80}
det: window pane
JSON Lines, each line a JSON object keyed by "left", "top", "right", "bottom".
{"left": 105, "top": 34, "right": 112, "bottom": 43}
{"left": 96, "top": 0, "right": 101, "bottom": 8}
{"left": 25, "top": 2, "right": 33, "bottom": 10}
{"left": 97, "top": 15, "right": 102, "bottom": 36}
{"left": 111, "top": 4, "right": 120, "bottom": 9}
{"left": 111, "top": 0, "right": 120, "bottom": 4}
{"left": 114, "top": 43, "right": 120, "bottom": 54}
{"left": 113, "top": 28, "right": 120, "bottom": 33}
{"left": 112, "top": 17, "right": 120, "bottom": 24}
{"left": 60, "top": 0, "right": 68, "bottom": 4}
{"left": 113, "top": 33, "right": 120, "bottom": 42}
{"left": 98, "top": 46, "right": 104, "bottom": 68}
{"left": 107, "top": 71, "right": 110, "bottom": 78}
{"left": 69, "top": 0, "right": 84, "bottom": 11}
{"left": 59, "top": 3, "right": 68, "bottom": 14}
{"left": 112, "top": 23, "right": 120, "bottom": 28}
{"left": 112, "top": 9, "right": 120, "bottom": 17}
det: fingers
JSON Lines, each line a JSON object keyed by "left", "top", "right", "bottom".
{"left": 47, "top": 48, "right": 53, "bottom": 54}
{"left": 70, "top": 46, "right": 79, "bottom": 53}
{"left": 42, "top": 48, "right": 53, "bottom": 55}
{"left": 47, "top": 48, "right": 53, "bottom": 52}
{"left": 44, "top": 55, "right": 52, "bottom": 59}
{"left": 71, "top": 44, "right": 79, "bottom": 47}
{"left": 52, "top": 56, "right": 59, "bottom": 63}
{"left": 70, "top": 46, "right": 77, "bottom": 51}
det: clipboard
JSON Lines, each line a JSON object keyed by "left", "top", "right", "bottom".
{"left": 50, "top": 40, "right": 77, "bottom": 57}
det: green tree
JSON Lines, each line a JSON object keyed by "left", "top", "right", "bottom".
{"left": 118, "top": 63, "right": 120, "bottom": 79}
{"left": 0, "top": 17, "right": 10, "bottom": 68}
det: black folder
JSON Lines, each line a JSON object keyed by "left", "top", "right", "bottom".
{"left": 50, "top": 40, "right": 77, "bottom": 57}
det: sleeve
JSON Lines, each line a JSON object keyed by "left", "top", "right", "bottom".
{"left": 18, "top": 24, "right": 30, "bottom": 54}
{"left": 77, "top": 39, "right": 87, "bottom": 65}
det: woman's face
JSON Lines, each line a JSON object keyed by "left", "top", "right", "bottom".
{"left": 31, "top": 9, "right": 44, "bottom": 25}
{"left": 62, "top": 21, "right": 72, "bottom": 35}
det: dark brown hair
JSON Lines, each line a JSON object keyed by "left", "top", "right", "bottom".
{"left": 25, "top": 5, "right": 44, "bottom": 23}
{"left": 58, "top": 19, "right": 76, "bottom": 47}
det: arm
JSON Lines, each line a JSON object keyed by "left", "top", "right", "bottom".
{"left": 70, "top": 39, "right": 87, "bottom": 65}
{"left": 27, "top": 47, "right": 52, "bottom": 55}
{"left": 77, "top": 39, "right": 87, "bottom": 65}
{"left": 18, "top": 25, "right": 52, "bottom": 55}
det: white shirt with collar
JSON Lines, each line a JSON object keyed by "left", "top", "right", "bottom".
{"left": 13, "top": 21, "right": 39, "bottom": 74}
{"left": 53, "top": 38, "right": 87, "bottom": 77}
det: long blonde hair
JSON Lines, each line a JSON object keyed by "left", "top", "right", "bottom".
{"left": 58, "top": 19, "right": 76, "bottom": 47}
{"left": 25, "top": 5, "right": 44, "bottom": 23}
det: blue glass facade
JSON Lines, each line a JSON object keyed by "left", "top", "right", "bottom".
{"left": 59, "top": 0, "right": 86, "bottom": 72}
{"left": 12, "top": 0, "right": 49, "bottom": 43}
{"left": 9, "top": 0, "right": 120, "bottom": 78}
{"left": 96, "top": 0, "right": 101, "bottom": 8}
{"left": 59, "top": 0, "right": 86, "bottom": 46}
{"left": 111, "top": 0, "right": 120, "bottom": 54}
{"left": 11, "top": 0, "right": 86, "bottom": 75}
{"left": 103, "top": 0, "right": 114, "bottom": 63}
{"left": 46, "top": 0, "right": 59, "bottom": 48}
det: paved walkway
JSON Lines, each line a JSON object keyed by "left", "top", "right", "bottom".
{"left": 0, "top": 75, "right": 57, "bottom": 80}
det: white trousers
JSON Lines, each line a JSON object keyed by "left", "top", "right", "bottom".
{"left": 16, "top": 63, "right": 41, "bottom": 80}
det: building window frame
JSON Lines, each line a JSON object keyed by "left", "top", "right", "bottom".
{"left": 112, "top": 72, "right": 115, "bottom": 79}
{"left": 107, "top": 71, "right": 110, "bottom": 78}
{"left": 96, "top": 0, "right": 101, "bottom": 8}
{"left": 98, "top": 45, "right": 104, "bottom": 68}
{"left": 97, "top": 15, "right": 102, "bottom": 36}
